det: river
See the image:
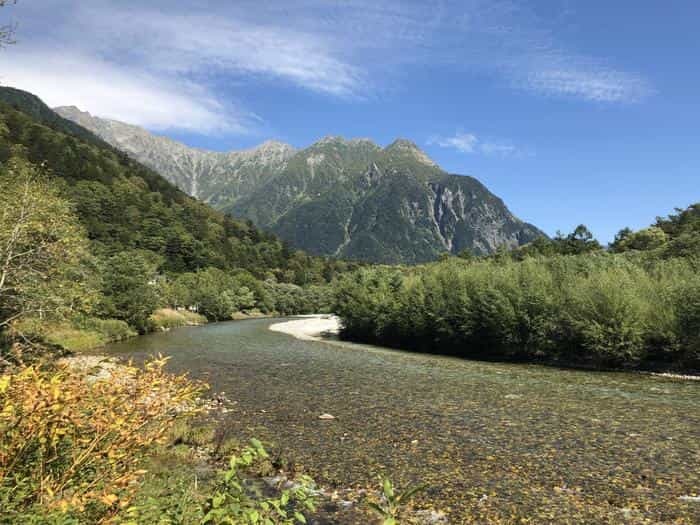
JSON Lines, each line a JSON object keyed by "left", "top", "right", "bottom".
{"left": 104, "top": 318, "right": 700, "bottom": 523}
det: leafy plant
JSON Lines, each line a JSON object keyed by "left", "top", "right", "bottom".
{"left": 367, "top": 478, "right": 427, "bottom": 525}
{"left": 0, "top": 356, "right": 204, "bottom": 522}
{"left": 200, "top": 438, "right": 316, "bottom": 525}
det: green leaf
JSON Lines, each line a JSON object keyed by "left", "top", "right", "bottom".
{"left": 367, "top": 502, "right": 387, "bottom": 517}
{"left": 382, "top": 478, "right": 394, "bottom": 500}
{"left": 397, "top": 483, "right": 428, "bottom": 504}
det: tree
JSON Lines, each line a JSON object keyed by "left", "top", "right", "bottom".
{"left": 552, "top": 225, "right": 602, "bottom": 255}
{"left": 0, "top": 157, "right": 96, "bottom": 334}
{"left": 99, "top": 251, "right": 160, "bottom": 332}
{"left": 610, "top": 226, "right": 668, "bottom": 253}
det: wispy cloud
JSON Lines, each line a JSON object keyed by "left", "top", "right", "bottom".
{"left": 0, "top": 49, "right": 252, "bottom": 133}
{"left": 1, "top": 0, "right": 654, "bottom": 134}
{"left": 522, "top": 67, "right": 653, "bottom": 103}
{"left": 78, "top": 5, "right": 366, "bottom": 99}
{"left": 429, "top": 131, "right": 526, "bottom": 157}
{"left": 429, "top": 132, "right": 478, "bottom": 154}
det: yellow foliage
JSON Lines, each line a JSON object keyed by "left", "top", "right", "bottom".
{"left": 0, "top": 356, "right": 205, "bottom": 519}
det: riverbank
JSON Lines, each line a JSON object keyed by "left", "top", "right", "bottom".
{"left": 269, "top": 315, "right": 700, "bottom": 381}
{"left": 269, "top": 314, "right": 341, "bottom": 341}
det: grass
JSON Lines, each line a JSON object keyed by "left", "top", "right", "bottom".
{"left": 149, "top": 308, "right": 208, "bottom": 330}
{"left": 14, "top": 317, "right": 136, "bottom": 352}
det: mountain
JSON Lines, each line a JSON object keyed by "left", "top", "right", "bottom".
{"left": 54, "top": 106, "right": 295, "bottom": 208}
{"left": 55, "top": 108, "right": 545, "bottom": 263}
{"left": 0, "top": 87, "right": 344, "bottom": 281}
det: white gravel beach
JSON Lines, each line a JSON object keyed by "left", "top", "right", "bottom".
{"left": 268, "top": 314, "right": 341, "bottom": 341}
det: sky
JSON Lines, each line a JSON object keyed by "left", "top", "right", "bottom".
{"left": 1, "top": 0, "right": 698, "bottom": 242}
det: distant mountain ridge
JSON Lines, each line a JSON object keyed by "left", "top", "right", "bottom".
{"left": 55, "top": 106, "right": 545, "bottom": 263}
{"left": 0, "top": 86, "right": 320, "bottom": 280}
{"left": 54, "top": 106, "right": 296, "bottom": 208}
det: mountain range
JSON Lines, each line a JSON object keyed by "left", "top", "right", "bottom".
{"left": 55, "top": 106, "right": 544, "bottom": 263}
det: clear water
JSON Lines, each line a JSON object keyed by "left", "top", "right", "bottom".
{"left": 104, "top": 318, "right": 700, "bottom": 523}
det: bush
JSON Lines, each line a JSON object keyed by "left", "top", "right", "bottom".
{"left": 149, "top": 308, "right": 208, "bottom": 331}
{"left": 199, "top": 439, "right": 316, "bottom": 525}
{"left": 559, "top": 263, "right": 652, "bottom": 365}
{"left": 676, "top": 279, "right": 700, "bottom": 367}
{"left": 12, "top": 317, "right": 136, "bottom": 353}
{"left": 0, "top": 357, "right": 203, "bottom": 522}
{"left": 334, "top": 254, "right": 699, "bottom": 370}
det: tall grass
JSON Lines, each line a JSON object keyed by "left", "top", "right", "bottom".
{"left": 148, "top": 308, "right": 208, "bottom": 330}
{"left": 13, "top": 317, "right": 136, "bottom": 352}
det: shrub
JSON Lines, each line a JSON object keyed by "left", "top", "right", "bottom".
{"left": 0, "top": 356, "right": 204, "bottom": 522}
{"left": 676, "top": 279, "right": 700, "bottom": 367}
{"left": 560, "top": 263, "right": 652, "bottom": 365}
{"left": 11, "top": 317, "right": 136, "bottom": 353}
{"left": 200, "top": 439, "right": 316, "bottom": 525}
{"left": 149, "top": 308, "right": 207, "bottom": 331}
{"left": 334, "top": 254, "right": 699, "bottom": 370}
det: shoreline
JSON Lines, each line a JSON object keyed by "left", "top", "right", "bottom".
{"left": 268, "top": 314, "right": 341, "bottom": 341}
{"left": 268, "top": 316, "right": 700, "bottom": 381}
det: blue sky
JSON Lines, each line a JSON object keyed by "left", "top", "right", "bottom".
{"left": 1, "top": 0, "right": 698, "bottom": 242}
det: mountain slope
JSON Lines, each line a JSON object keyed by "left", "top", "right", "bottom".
{"left": 232, "top": 138, "right": 544, "bottom": 263}
{"left": 0, "top": 87, "right": 335, "bottom": 280}
{"left": 56, "top": 108, "right": 545, "bottom": 263}
{"left": 54, "top": 106, "right": 295, "bottom": 208}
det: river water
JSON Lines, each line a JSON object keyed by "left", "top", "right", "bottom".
{"left": 104, "top": 318, "right": 700, "bottom": 523}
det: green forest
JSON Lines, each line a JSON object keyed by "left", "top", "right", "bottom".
{"left": 0, "top": 88, "right": 357, "bottom": 363}
{"left": 335, "top": 207, "right": 700, "bottom": 371}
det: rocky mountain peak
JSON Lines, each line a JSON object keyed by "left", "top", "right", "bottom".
{"left": 53, "top": 108, "right": 544, "bottom": 262}
{"left": 54, "top": 105, "right": 87, "bottom": 117}
{"left": 311, "top": 135, "right": 379, "bottom": 150}
{"left": 384, "top": 138, "right": 437, "bottom": 167}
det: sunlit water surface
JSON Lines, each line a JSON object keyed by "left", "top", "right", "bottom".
{"left": 104, "top": 318, "right": 700, "bottom": 523}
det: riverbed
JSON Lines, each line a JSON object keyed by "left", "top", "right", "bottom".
{"left": 103, "top": 318, "right": 700, "bottom": 523}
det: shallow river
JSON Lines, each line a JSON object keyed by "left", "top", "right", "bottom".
{"left": 104, "top": 318, "right": 699, "bottom": 523}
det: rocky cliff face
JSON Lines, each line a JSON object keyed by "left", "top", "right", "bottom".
{"left": 56, "top": 108, "right": 544, "bottom": 263}
{"left": 53, "top": 106, "right": 295, "bottom": 207}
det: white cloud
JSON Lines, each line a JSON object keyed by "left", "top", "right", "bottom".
{"left": 0, "top": 49, "right": 249, "bottom": 133}
{"left": 429, "top": 132, "right": 478, "bottom": 153}
{"left": 480, "top": 142, "right": 519, "bottom": 156}
{"left": 523, "top": 67, "right": 652, "bottom": 103}
{"left": 2, "top": 0, "right": 655, "bottom": 135}
{"left": 77, "top": 6, "right": 366, "bottom": 98}
{"left": 429, "top": 131, "right": 525, "bottom": 157}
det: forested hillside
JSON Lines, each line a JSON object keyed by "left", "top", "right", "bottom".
{"left": 0, "top": 87, "right": 353, "bottom": 279}
{"left": 0, "top": 87, "right": 356, "bottom": 359}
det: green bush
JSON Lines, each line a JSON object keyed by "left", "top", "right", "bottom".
{"left": 676, "top": 279, "right": 700, "bottom": 366}
{"left": 334, "top": 254, "right": 699, "bottom": 370}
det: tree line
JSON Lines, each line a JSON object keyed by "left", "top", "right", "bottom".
{"left": 334, "top": 209, "right": 700, "bottom": 371}
{"left": 0, "top": 92, "right": 353, "bottom": 364}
